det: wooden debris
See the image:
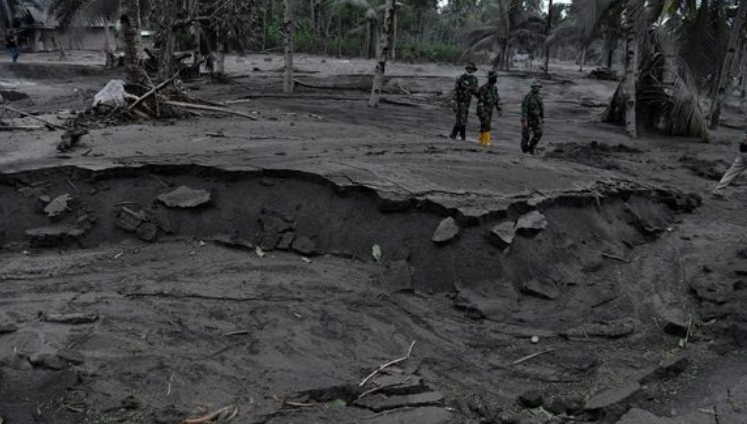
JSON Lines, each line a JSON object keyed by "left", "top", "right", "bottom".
{"left": 163, "top": 101, "right": 258, "bottom": 120}
{"left": 128, "top": 73, "right": 179, "bottom": 113}
{"left": 511, "top": 349, "right": 555, "bottom": 366}
{"left": 181, "top": 405, "right": 238, "bottom": 424}
{"left": 360, "top": 340, "right": 416, "bottom": 387}
{"left": 0, "top": 105, "right": 64, "bottom": 130}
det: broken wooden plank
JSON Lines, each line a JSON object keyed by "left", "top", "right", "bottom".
{"left": 0, "top": 105, "right": 64, "bottom": 130}
{"left": 163, "top": 101, "right": 257, "bottom": 120}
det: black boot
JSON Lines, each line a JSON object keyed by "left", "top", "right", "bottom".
{"left": 459, "top": 126, "right": 467, "bottom": 141}
{"left": 449, "top": 125, "right": 459, "bottom": 139}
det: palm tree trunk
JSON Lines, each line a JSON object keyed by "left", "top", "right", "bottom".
{"left": 708, "top": 0, "right": 747, "bottom": 129}
{"left": 544, "top": 0, "right": 553, "bottom": 74}
{"left": 121, "top": 0, "right": 145, "bottom": 84}
{"left": 578, "top": 45, "right": 586, "bottom": 72}
{"left": 104, "top": 21, "right": 115, "bottom": 68}
{"left": 390, "top": 8, "right": 397, "bottom": 61}
{"left": 157, "top": 0, "right": 178, "bottom": 81}
{"left": 622, "top": 7, "right": 639, "bottom": 138}
{"left": 283, "top": 0, "right": 294, "bottom": 93}
{"left": 369, "top": 0, "right": 396, "bottom": 107}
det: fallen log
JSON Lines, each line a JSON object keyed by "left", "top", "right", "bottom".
{"left": 0, "top": 105, "right": 64, "bottom": 130}
{"left": 128, "top": 73, "right": 179, "bottom": 113}
{"left": 0, "top": 124, "right": 44, "bottom": 131}
{"left": 163, "top": 101, "right": 258, "bottom": 120}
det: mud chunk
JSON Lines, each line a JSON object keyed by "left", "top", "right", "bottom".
{"left": 366, "top": 406, "right": 452, "bottom": 424}
{"left": 0, "top": 313, "right": 18, "bottom": 335}
{"left": 615, "top": 408, "right": 674, "bottom": 424}
{"left": 432, "top": 217, "right": 460, "bottom": 244}
{"left": 26, "top": 225, "right": 86, "bottom": 247}
{"left": 639, "top": 355, "right": 690, "bottom": 384}
{"left": 292, "top": 236, "right": 317, "bottom": 256}
{"left": 515, "top": 211, "right": 548, "bottom": 235}
{"left": 354, "top": 392, "right": 444, "bottom": 412}
{"left": 732, "top": 323, "right": 747, "bottom": 348}
{"left": 41, "top": 312, "right": 99, "bottom": 324}
{"left": 157, "top": 186, "right": 211, "bottom": 208}
{"left": 57, "top": 349, "right": 85, "bottom": 365}
{"left": 211, "top": 234, "right": 254, "bottom": 251}
{"left": 277, "top": 232, "right": 296, "bottom": 250}
{"left": 654, "top": 304, "right": 690, "bottom": 337}
{"left": 562, "top": 317, "right": 639, "bottom": 339}
{"left": 136, "top": 222, "right": 158, "bottom": 242}
{"left": 488, "top": 222, "right": 516, "bottom": 249}
{"left": 115, "top": 206, "right": 147, "bottom": 232}
{"left": 44, "top": 194, "right": 73, "bottom": 219}
{"left": 521, "top": 279, "right": 560, "bottom": 300}
{"left": 379, "top": 260, "right": 413, "bottom": 292}
{"left": 584, "top": 381, "right": 640, "bottom": 410}
{"left": 28, "top": 353, "right": 67, "bottom": 370}
{"left": 518, "top": 390, "right": 544, "bottom": 408}
{"left": 370, "top": 375, "right": 425, "bottom": 396}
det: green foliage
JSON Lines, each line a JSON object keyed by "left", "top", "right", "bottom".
{"left": 398, "top": 41, "right": 462, "bottom": 62}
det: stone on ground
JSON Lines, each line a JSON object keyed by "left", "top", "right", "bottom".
{"left": 157, "top": 186, "right": 211, "bottom": 208}
{"left": 487, "top": 221, "right": 515, "bottom": 248}
{"left": 354, "top": 391, "right": 444, "bottom": 412}
{"left": 521, "top": 279, "right": 560, "bottom": 300}
{"left": 292, "top": 236, "right": 317, "bottom": 256}
{"left": 515, "top": 210, "right": 548, "bottom": 234}
{"left": 584, "top": 381, "right": 641, "bottom": 410}
{"left": 431, "top": 217, "right": 460, "bottom": 244}
{"left": 44, "top": 194, "right": 73, "bottom": 219}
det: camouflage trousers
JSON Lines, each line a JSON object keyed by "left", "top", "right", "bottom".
{"left": 477, "top": 106, "right": 493, "bottom": 132}
{"left": 454, "top": 101, "right": 471, "bottom": 127}
{"left": 521, "top": 119, "right": 543, "bottom": 153}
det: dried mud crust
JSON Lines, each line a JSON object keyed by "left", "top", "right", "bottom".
{"left": 0, "top": 163, "right": 723, "bottom": 424}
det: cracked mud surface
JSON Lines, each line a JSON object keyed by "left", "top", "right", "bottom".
{"left": 1, "top": 55, "right": 747, "bottom": 424}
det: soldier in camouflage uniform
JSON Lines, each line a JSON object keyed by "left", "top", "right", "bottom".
{"left": 450, "top": 62, "right": 479, "bottom": 141}
{"left": 521, "top": 80, "right": 544, "bottom": 154}
{"left": 476, "top": 71, "right": 502, "bottom": 146}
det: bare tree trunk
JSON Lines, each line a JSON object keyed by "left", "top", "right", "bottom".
{"left": 708, "top": 0, "right": 747, "bottom": 129}
{"left": 216, "top": 40, "right": 226, "bottom": 74}
{"left": 157, "top": 0, "right": 178, "bottom": 80}
{"left": 578, "top": 45, "right": 586, "bottom": 72}
{"left": 283, "top": 0, "right": 294, "bottom": 93}
{"left": 121, "top": 0, "right": 145, "bottom": 84}
{"left": 544, "top": 0, "right": 553, "bottom": 74}
{"left": 623, "top": 23, "right": 639, "bottom": 138}
{"left": 104, "top": 20, "right": 115, "bottom": 68}
{"left": 369, "top": 0, "right": 396, "bottom": 107}
{"left": 390, "top": 8, "right": 397, "bottom": 61}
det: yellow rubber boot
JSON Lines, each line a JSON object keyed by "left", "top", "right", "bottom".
{"left": 485, "top": 131, "right": 492, "bottom": 147}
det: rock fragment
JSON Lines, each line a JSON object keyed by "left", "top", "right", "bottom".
{"left": 521, "top": 279, "right": 560, "bottom": 300}
{"left": 518, "top": 390, "right": 544, "bottom": 408}
{"left": 42, "top": 312, "right": 99, "bottom": 325}
{"left": 292, "top": 236, "right": 317, "bottom": 256}
{"left": 28, "top": 353, "right": 67, "bottom": 370}
{"left": 487, "top": 222, "right": 515, "bottom": 249}
{"left": 44, "top": 194, "right": 73, "bottom": 219}
{"left": 25, "top": 225, "right": 86, "bottom": 247}
{"left": 562, "top": 317, "right": 639, "bottom": 339}
{"left": 354, "top": 392, "right": 444, "bottom": 412}
{"left": 585, "top": 382, "right": 641, "bottom": 410}
{"left": 431, "top": 217, "right": 460, "bottom": 244}
{"left": 515, "top": 211, "right": 548, "bottom": 235}
{"left": 157, "top": 186, "right": 211, "bottom": 208}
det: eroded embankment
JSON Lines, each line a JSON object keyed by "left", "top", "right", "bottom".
{"left": 0, "top": 165, "right": 700, "bottom": 329}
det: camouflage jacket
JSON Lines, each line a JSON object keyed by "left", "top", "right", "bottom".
{"left": 477, "top": 83, "right": 501, "bottom": 113}
{"left": 521, "top": 92, "right": 544, "bottom": 121}
{"left": 454, "top": 73, "right": 479, "bottom": 104}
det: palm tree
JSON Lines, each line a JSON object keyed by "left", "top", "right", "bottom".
{"left": 369, "top": 0, "right": 395, "bottom": 106}
{"left": 708, "top": 1, "right": 747, "bottom": 128}
{"left": 283, "top": 0, "right": 294, "bottom": 93}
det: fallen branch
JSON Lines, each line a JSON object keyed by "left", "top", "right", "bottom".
{"left": 283, "top": 401, "right": 316, "bottom": 408}
{"left": 0, "top": 125, "right": 44, "bottom": 131}
{"left": 600, "top": 252, "right": 631, "bottom": 263}
{"left": 511, "top": 349, "right": 555, "bottom": 366}
{"left": 163, "top": 101, "right": 258, "bottom": 120}
{"left": 182, "top": 405, "right": 238, "bottom": 424}
{"left": 128, "top": 73, "right": 179, "bottom": 112}
{"left": 1, "top": 105, "right": 64, "bottom": 130}
{"left": 359, "top": 340, "right": 416, "bottom": 387}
